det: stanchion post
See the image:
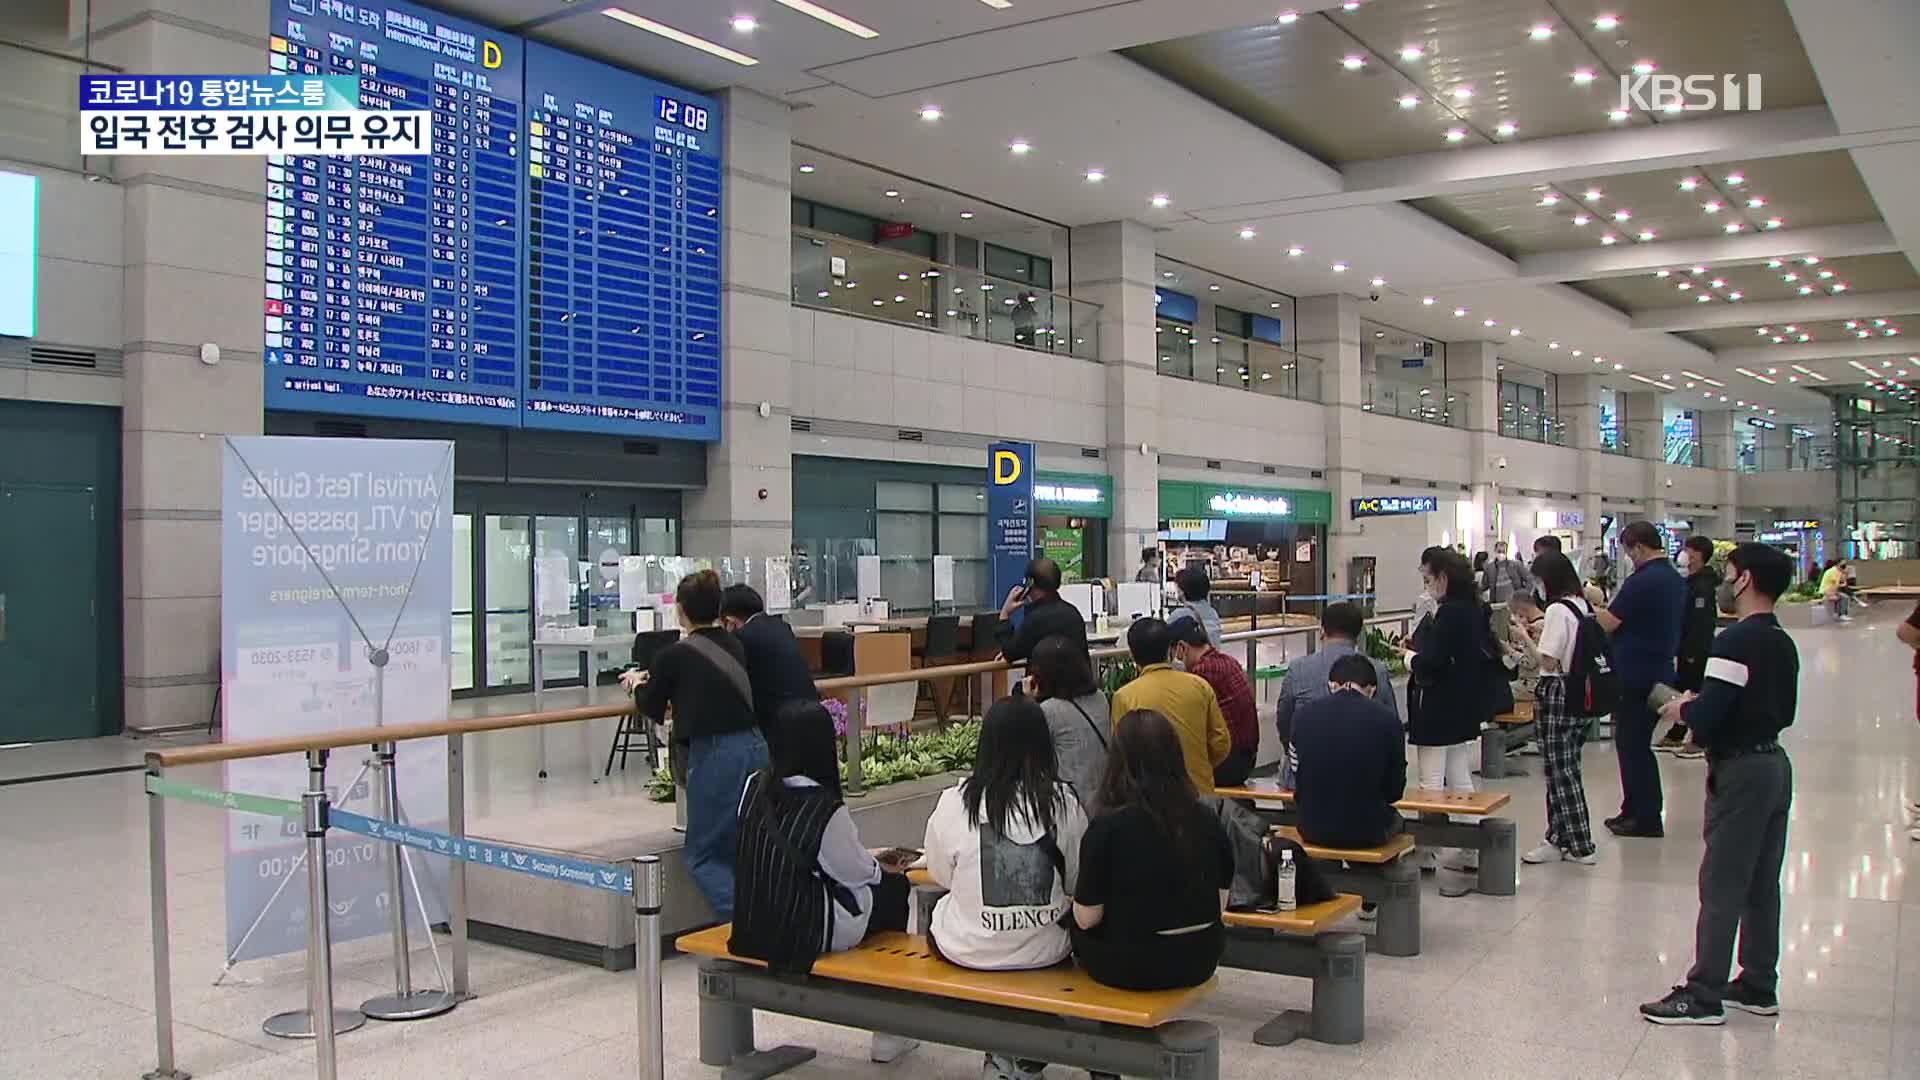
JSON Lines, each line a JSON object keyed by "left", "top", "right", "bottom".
{"left": 632, "top": 855, "right": 665, "bottom": 1080}
{"left": 447, "top": 731, "right": 469, "bottom": 1000}
{"left": 305, "top": 751, "right": 340, "bottom": 1080}
{"left": 145, "top": 765, "right": 188, "bottom": 1080}
{"left": 362, "top": 742, "right": 455, "bottom": 1021}
{"left": 845, "top": 686, "right": 867, "bottom": 797}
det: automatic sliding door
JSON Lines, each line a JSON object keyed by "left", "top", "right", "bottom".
{"left": 452, "top": 512, "right": 475, "bottom": 692}
{"left": 483, "top": 514, "right": 532, "bottom": 690}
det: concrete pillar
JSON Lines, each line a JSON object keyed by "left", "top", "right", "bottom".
{"left": 1558, "top": 374, "right": 1604, "bottom": 453}
{"left": 1447, "top": 341, "right": 1500, "bottom": 549}
{"left": 1699, "top": 408, "right": 1736, "bottom": 472}
{"left": 90, "top": 1, "right": 269, "bottom": 730}
{"left": 1300, "top": 295, "right": 1364, "bottom": 592}
{"left": 1621, "top": 390, "right": 1664, "bottom": 463}
{"left": 681, "top": 89, "right": 793, "bottom": 558}
{"left": 1072, "top": 221, "right": 1160, "bottom": 573}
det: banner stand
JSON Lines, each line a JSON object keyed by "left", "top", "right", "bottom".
{"left": 360, "top": 731, "right": 456, "bottom": 1021}
{"left": 263, "top": 751, "right": 366, "bottom": 1045}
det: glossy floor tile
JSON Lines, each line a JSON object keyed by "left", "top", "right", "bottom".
{"left": 2, "top": 610, "right": 1917, "bottom": 1079}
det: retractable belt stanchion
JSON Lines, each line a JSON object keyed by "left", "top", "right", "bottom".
{"left": 145, "top": 764, "right": 188, "bottom": 1080}
{"left": 632, "top": 855, "right": 665, "bottom": 1080}
{"left": 447, "top": 732, "right": 470, "bottom": 1000}
{"left": 361, "top": 742, "right": 456, "bottom": 1021}
{"left": 264, "top": 749, "right": 365, "bottom": 1046}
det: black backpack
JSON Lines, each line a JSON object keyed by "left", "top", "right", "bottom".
{"left": 1556, "top": 599, "right": 1620, "bottom": 718}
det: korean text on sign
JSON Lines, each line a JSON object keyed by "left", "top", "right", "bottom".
{"left": 79, "top": 74, "right": 360, "bottom": 110}
{"left": 82, "top": 111, "right": 433, "bottom": 156}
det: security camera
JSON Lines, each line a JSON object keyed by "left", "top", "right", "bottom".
{"left": 1368, "top": 290, "right": 1382, "bottom": 302}
{"left": 1495, "top": 456, "right": 1509, "bottom": 470}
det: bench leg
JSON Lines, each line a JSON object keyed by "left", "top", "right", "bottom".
{"left": 698, "top": 958, "right": 819, "bottom": 1078}
{"left": 1479, "top": 728, "right": 1507, "bottom": 779}
{"left": 1250, "top": 932, "right": 1365, "bottom": 1047}
{"left": 1156, "top": 1019, "right": 1221, "bottom": 1079}
{"left": 1374, "top": 857, "right": 1421, "bottom": 957}
{"left": 1476, "top": 817, "right": 1519, "bottom": 896}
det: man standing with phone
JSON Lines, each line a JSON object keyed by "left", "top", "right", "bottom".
{"left": 1596, "top": 521, "right": 1686, "bottom": 838}
{"left": 995, "top": 557, "right": 1089, "bottom": 663}
{"left": 1640, "top": 543, "right": 1798, "bottom": 1025}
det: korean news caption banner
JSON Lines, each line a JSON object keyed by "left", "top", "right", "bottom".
{"left": 220, "top": 436, "right": 453, "bottom": 962}
{"left": 79, "top": 74, "right": 431, "bottom": 155}
{"left": 988, "top": 441, "right": 1035, "bottom": 607}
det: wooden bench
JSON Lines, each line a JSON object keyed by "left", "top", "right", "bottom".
{"left": 1255, "top": 824, "right": 1420, "bottom": 957}
{"left": 904, "top": 871, "right": 1367, "bottom": 1047}
{"left": 676, "top": 925, "right": 1222, "bottom": 1078}
{"left": 1482, "top": 701, "right": 1536, "bottom": 779}
{"left": 1220, "top": 785, "right": 1519, "bottom": 901}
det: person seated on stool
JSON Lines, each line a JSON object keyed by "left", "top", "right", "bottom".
{"left": 1293, "top": 654, "right": 1407, "bottom": 851}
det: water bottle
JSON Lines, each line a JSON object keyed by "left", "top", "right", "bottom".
{"left": 1275, "top": 849, "right": 1297, "bottom": 912}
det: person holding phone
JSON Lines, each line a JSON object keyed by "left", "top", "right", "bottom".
{"left": 995, "top": 557, "right": 1088, "bottom": 663}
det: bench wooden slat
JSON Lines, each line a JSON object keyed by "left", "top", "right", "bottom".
{"left": 676, "top": 926, "right": 1212, "bottom": 1028}
{"left": 1217, "top": 786, "right": 1512, "bottom": 816}
{"left": 1270, "top": 825, "right": 1414, "bottom": 865}
{"left": 1493, "top": 702, "right": 1535, "bottom": 724}
{"left": 1222, "top": 893, "right": 1362, "bottom": 933}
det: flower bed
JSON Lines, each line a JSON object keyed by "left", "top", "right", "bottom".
{"left": 645, "top": 719, "right": 982, "bottom": 802}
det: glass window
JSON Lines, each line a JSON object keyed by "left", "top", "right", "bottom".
{"left": 876, "top": 480, "right": 934, "bottom": 511}
{"left": 452, "top": 513, "right": 474, "bottom": 692}
{"left": 483, "top": 514, "right": 532, "bottom": 690}
{"left": 984, "top": 244, "right": 1053, "bottom": 290}
{"left": 1156, "top": 319, "right": 1194, "bottom": 378}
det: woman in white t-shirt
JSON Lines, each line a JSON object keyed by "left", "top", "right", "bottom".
{"left": 923, "top": 695, "right": 1088, "bottom": 1080}
{"left": 1521, "top": 552, "right": 1600, "bottom": 866}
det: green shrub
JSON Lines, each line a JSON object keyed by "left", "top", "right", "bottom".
{"left": 645, "top": 720, "right": 983, "bottom": 803}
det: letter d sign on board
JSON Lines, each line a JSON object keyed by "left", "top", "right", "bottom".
{"left": 484, "top": 41, "right": 502, "bottom": 68}
{"left": 987, "top": 441, "right": 1035, "bottom": 609}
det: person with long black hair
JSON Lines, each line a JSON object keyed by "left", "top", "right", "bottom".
{"left": 1023, "top": 634, "right": 1109, "bottom": 814}
{"left": 1070, "top": 709, "right": 1234, "bottom": 991}
{"left": 922, "top": 696, "right": 1088, "bottom": 1080}
{"left": 1522, "top": 551, "right": 1600, "bottom": 867}
{"left": 1405, "top": 547, "right": 1497, "bottom": 879}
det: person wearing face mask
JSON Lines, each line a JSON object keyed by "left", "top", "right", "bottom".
{"left": 1403, "top": 547, "right": 1499, "bottom": 883}
{"left": 1171, "top": 619, "right": 1258, "bottom": 787}
{"left": 1595, "top": 521, "right": 1688, "bottom": 839}
{"left": 1291, "top": 654, "right": 1407, "bottom": 851}
{"left": 1658, "top": 537, "right": 1720, "bottom": 758}
{"left": 1639, "top": 543, "right": 1798, "bottom": 1026}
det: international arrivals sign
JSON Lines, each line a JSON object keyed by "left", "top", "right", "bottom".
{"left": 1351, "top": 495, "right": 1437, "bottom": 518}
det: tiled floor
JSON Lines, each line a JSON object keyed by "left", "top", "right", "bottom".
{"left": 5, "top": 609, "right": 1919, "bottom": 1079}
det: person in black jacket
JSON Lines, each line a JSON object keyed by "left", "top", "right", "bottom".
{"left": 1404, "top": 547, "right": 1495, "bottom": 879}
{"left": 1659, "top": 536, "right": 1719, "bottom": 757}
{"left": 995, "top": 557, "right": 1089, "bottom": 663}
{"left": 720, "top": 584, "right": 823, "bottom": 741}
{"left": 1293, "top": 654, "right": 1406, "bottom": 851}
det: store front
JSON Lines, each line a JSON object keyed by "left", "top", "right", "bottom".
{"left": 1034, "top": 472, "right": 1112, "bottom": 584}
{"left": 1156, "top": 481, "right": 1332, "bottom": 601}
{"left": 1759, "top": 518, "right": 1825, "bottom": 580}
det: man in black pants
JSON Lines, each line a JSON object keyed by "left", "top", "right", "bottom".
{"left": 1640, "top": 543, "right": 1798, "bottom": 1025}
{"left": 1659, "top": 535, "right": 1720, "bottom": 757}
{"left": 1597, "top": 521, "right": 1687, "bottom": 838}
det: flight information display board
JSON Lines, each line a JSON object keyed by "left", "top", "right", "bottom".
{"left": 265, "top": 0, "right": 525, "bottom": 426}
{"left": 262, "top": 1, "right": 724, "bottom": 442}
{"left": 524, "top": 44, "right": 721, "bottom": 438}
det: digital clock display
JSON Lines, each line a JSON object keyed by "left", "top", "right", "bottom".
{"left": 655, "top": 94, "right": 709, "bottom": 132}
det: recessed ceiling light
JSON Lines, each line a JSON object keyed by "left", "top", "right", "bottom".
{"left": 1766, "top": 259, "right": 1783, "bottom": 268}
{"left": 1149, "top": 193, "right": 1170, "bottom": 208}
{"left": 1594, "top": 14, "right": 1619, "bottom": 30}
{"left": 1370, "top": 276, "right": 1387, "bottom": 288}
{"left": 1572, "top": 214, "right": 1590, "bottom": 226}
{"left": 1529, "top": 24, "right": 1554, "bottom": 40}
{"left": 1802, "top": 256, "right": 1820, "bottom": 264}
{"left": 959, "top": 211, "right": 974, "bottom": 219}
{"left": 1745, "top": 197, "right": 1767, "bottom": 209}
{"left": 1509, "top": 327, "right": 1522, "bottom": 335}
{"left": 1728, "top": 292, "right": 1743, "bottom": 300}
{"left": 1846, "top": 321, "right": 1859, "bottom": 329}
{"left": 1539, "top": 193, "right": 1560, "bottom": 206}
{"left": 1208, "top": 283, "right": 1221, "bottom": 291}
{"left": 1400, "top": 45, "right": 1424, "bottom": 61}
{"left": 1710, "top": 278, "right": 1725, "bottom": 288}
{"left": 1725, "top": 222, "right": 1743, "bottom": 233}
{"left": 1696, "top": 294, "right": 1711, "bottom": 303}
{"left": 1341, "top": 55, "right": 1365, "bottom": 71}
{"left": 1677, "top": 281, "right": 1693, "bottom": 291}
{"left": 1008, "top": 139, "right": 1031, "bottom": 154}
{"left": 1286, "top": 245, "right": 1304, "bottom": 257}
{"left": 1655, "top": 270, "right": 1671, "bottom": 278}
{"left": 1444, "top": 128, "right": 1467, "bottom": 142}
{"left": 1601, "top": 233, "right": 1618, "bottom": 245}
{"left": 1452, "top": 85, "right": 1473, "bottom": 101}
{"left": 1423, "top": 296, "right": 1437, "bottom": 305}
{"left": 1725, "top": 172, "right": 1745, "bottom": 185}
{"left": 882, "top": 189, "right": 900, "bottom": 198}
{"left": 1639, "top": 230, "right": 1656, "bottom": 241}
{"left": 603, "top": 9, "right": 762, "bottom": 64}
{"left": 1691, "top": 266, "right": 1707, "bottom": 275}
{"left": 1342, "top": 0, "right": 1359, "bottom": 10}
{"left": 1607, "top": 109, "right": 1630, "bottom": 123}
{"left": 1572, "top": 68, "right": 1596, "bottom": 84}
{"left": 1832, "top": 282, "right": 1848, "bottom": 292}
{"left": 731, "top": 14, "right": 758, "bottom": 32}
{"left": 768, "top": 0, "right": 878, "bottom": 37}
{"left": 919, "top": 105, "right": 943, "bottom": 121}
{"left": 1702, "top": 200, "right": 1721, "bottom": 214}
{"left": 1084, "top": 168, "right": 1105, "bottom": 182}
{"left": 1612, "top": 209, "right": 1632, "bottom": 222}
{"left": 1454, "top": 307, "right": 1468, "bottom": 317}
{"left": 1238, "top": 227, "right": 1257, "bottom": 240}
{"left": 798, "top": 163, "right": 816, "bottom": 173}
{"left": 1162, "top": 271, "right": 1175, "bottom": 279}
{"left": 1584, "top": 189, "right": 1603, "bottom": 201}
{"left": 1785, "top": 325, "right": 1798, "bottom": 332}
{"left": 1678, "top": 177, "right": 1699, "bottom": 191}
{"left": 1397, "top": 94, "right": 1421, "bottom": 109}
{"left": 1278, "top": 10, "right": 1299, "bottom": 23}
{"left": 1549, "top": 341, "right": 1561, "bottom": 349}
{"left": 1484, "top": 318, "right": 1497, "bottom": 327}
{"left": 1765, "top": 217, "right": 1782, "bottom": 229}
{"left": 1496, "top": 121, "right": 1518, "bottom": 137}
{"left": 1332, "top": 262, "right": 1349, "bottom": 273}
{"left": 1631, "top": 60, "right": 1655, "bottom": 75}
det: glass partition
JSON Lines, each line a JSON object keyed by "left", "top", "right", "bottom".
{"left": 793, "top": 228, "right": 1100, "bottom": 361}
{"left": 1363, "top": 372, "right": 1469, "bottom": 428}
{"left": 1210, "top": 335, "right": 1323, "bottom": 402}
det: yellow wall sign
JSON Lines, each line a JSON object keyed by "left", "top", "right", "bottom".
{"left": 483, "top": 41, "right": 503, "bottom": 68}
{"left": 1167, "top": 518, "right": 1206, "bottom": 532}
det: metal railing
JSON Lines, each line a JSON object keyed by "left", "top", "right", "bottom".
{"left": 1498, "top": 409, "right": 1569, "bottom": 446}
{"left": 1363, "top": 374, "right": 1469, "bottom": 429}
{"left": 1738, "top": 444, "right": 1834, "bottom": 472}
{"left": 792, "top": 228, "right": 1101, "bottom": 361}
{"left": 138, "top": 614, "right": 1412, "bottom": 1079}
{"left": 0, "top": 40, "right": 118, "bottom": 173}
{"left": 1164, "top": 332, "right": 1324, "bottom": 403}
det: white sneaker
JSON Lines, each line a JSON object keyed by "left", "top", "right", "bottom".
{"left": 1566, "top": 849, "right": 1598, "bottom": 865}
{"left": 1522, "top": 842, "right": 1564, "bottom": 864}
{"left": 870, "top": 1034, "right": 919, "bottom": 1063}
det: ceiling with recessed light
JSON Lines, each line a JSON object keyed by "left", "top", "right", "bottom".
{"left": 431, "top": 0, "right": 1920, "bottom": 427}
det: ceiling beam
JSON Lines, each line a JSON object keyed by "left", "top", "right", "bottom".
{"left": 1631, "top": 290, "right": 1920, "bottom": 332}
{"left": 1489, "top": 222, "right": 1900, "bottom": 286}
{"left": 1714, "top": 340, "right": 1916, "bottom": 367}
{"left": 1187, "top": 108, "right": 1920, "bottom": 220}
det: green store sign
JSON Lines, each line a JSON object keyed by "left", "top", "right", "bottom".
{"left": 1158, "top": 481, "right": 1331, "bottom": 525}
{"left": 1033, "top": 471, "right": 1112, "bottom": 518}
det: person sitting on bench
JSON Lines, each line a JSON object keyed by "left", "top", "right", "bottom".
{"left": 922, "top": 695, "right": 1090, "bottom": 1080}
{"left": 731, "top": 699, "right": 919, "bottom": 1062}
{"left": 1071, "top": 709, "right": 1234, "bottom": 993}
{"left": 1292, "top": 654, "right": 1407, "bottom": 852}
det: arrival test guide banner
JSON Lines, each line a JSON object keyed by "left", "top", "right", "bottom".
{"left": 219, "top": 436, "right": 453, "bottom": 962}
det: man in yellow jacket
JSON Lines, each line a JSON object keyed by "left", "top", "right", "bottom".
{"left": 1110, "top": 617, "right": 1231, "bottom": 795}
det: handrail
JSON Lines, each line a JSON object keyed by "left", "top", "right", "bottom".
{"left": 146, "top": 612, "right": 1414, "bottom": 769}
{"left": 793, "top": 226, "right": 1094, "bottom": 315}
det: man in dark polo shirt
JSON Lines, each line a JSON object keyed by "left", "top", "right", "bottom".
{"left": 1597, "top": 521, "right": 1687, "bottom": 838}
{"left": 1640, "top": 543, "right": 1798, "bottom": 1026}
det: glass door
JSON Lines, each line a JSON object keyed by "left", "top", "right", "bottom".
{"left": 483, "top": 514, "right": 532, "bottom": 690}
{"left": 452, "top": 513, "right": 475, "bottom": 692}
{"left": 533, "top": 514, "right": 584, "bottom": 685}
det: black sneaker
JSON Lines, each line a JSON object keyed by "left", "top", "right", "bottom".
{"left": 1721, "top": 980, "right": 1779, "bottom": 1016}
{"left": 1640, "top": 985, "right": 1725, "bottom": 1026}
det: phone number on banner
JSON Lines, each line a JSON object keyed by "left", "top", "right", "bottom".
{"left": 81, "top": 110, "right": 432, "bottom": 156}
{"left": 330, "top": 810, "right": 635, "bottom": 895}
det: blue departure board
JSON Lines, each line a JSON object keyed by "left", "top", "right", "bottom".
{"left": 523, "top": 43, "right": 722, "bottom": 439}
{"left": 262, "top": 2, "right": 725, "bottom": 442}
{"left": 265, "top": 0, "right": 524, "bottom": 426}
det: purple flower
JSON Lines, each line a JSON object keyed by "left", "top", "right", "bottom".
{"left": 820, "top": 696, "right": 849, "bottom": 739}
